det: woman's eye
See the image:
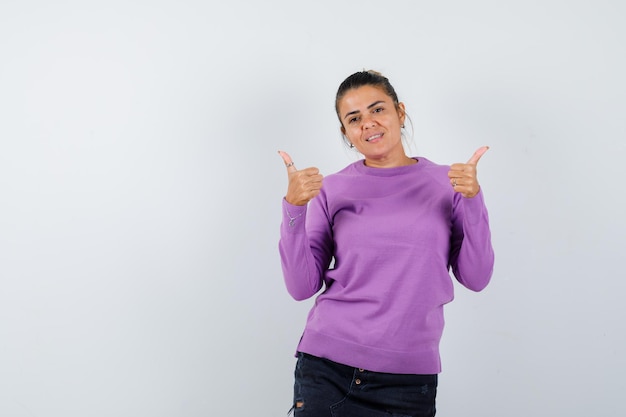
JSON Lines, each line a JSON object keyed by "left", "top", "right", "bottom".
{"left": 349, "top": 117, "right": 359, "bottom": 124}
{"left": 373, "top": 107, "right": 383, "bottom": 113}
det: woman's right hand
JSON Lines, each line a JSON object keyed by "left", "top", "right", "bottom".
{"left": 278, "top": 151, "right": 324, "bottom": 206}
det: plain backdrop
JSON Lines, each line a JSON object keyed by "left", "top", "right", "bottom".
{"left": 1, "top": 1, "right": 624, "bottom": 416}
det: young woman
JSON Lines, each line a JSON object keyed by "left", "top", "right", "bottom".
{"left": 278, "top": 70, "right": 494, "bottom": 417}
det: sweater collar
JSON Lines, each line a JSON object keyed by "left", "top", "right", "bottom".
{"left": 352, "top": 157, "right": 424, "bottom": 177}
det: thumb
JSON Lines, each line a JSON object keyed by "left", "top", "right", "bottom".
{"left": 467, "top": 146, "right": 489, "bottom": 165}
{"left": 278, "top": 150, "right": 297, "bottom": 173}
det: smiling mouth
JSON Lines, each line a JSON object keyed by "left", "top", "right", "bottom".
{"left": 365, "top": 134, "right": 382, "bottom": 142}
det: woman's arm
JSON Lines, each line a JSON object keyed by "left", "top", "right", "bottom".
{"left": 449, "top": 190, "right": 495, "bottom": 291}
{"left": 278, "top": 195, "right": 334, "bottom": 300}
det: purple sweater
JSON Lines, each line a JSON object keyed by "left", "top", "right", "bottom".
{"left": 279, "top": 157, "right": 494, "bottom": 374}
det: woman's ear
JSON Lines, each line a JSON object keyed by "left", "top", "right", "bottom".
{"left": 397, "top": 102, "right": 406, "bottom": 126}
{"left": 340, "top": 129, "right": 354, "bottom": 148}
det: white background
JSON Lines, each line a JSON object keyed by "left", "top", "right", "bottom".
{"left": 1, "top": 1, "right": 624, "bottom": 416}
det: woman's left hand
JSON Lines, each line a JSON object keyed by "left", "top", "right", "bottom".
{"left": 448, "top": 146, "right": 489, "bottom": 198}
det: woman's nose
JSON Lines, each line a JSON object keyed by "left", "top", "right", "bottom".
{"left": 362, "top": 116, "right": 376, "bottom": 129}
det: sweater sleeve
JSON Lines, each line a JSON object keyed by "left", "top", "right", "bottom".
{"left": 449, "top": 189, "right": 495, "bottom": 291}
{"left": 278, "top": 192, "right": 334, "bottom": 301}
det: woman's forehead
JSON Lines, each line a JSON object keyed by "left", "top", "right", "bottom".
{"left": 339, "top": 85, "right": 392, "bottom": 108}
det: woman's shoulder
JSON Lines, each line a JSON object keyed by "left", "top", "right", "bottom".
{"left": 327, "top": 160, "right": 362, "bottom": 178}
{"left": 413, "top": 157, "right": 455, "bottom": 189}
{"left": 414, "top": 156, "right": 448, "bottom": 169}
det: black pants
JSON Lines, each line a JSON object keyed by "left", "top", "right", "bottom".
{"left": 291, "top": 352, "right": 437, "bottom": 417}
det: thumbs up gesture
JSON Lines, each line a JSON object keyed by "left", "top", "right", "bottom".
{"left": 448, "top": 146, "right": 489, "bottom": 198}
{"left": 278, "top": 151, "right": 324, "bottom": 206}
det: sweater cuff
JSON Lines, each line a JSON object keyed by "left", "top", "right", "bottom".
{"left": 462, "top": 188, "right": 487, "bottom": 225}
{"left": 282, "top": 198, "right": 307, "bottom": 231}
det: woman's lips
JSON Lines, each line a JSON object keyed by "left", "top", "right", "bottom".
{"left": 365, "top": 133, "right": 383, "bottom": 143}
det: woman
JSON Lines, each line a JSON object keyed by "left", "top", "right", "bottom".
{"left": 278, "top": 70, "right": 494, "bottom": 417}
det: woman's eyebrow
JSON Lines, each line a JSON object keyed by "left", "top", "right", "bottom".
{"left": 367, "top": 100, "right": 385, "bottom": 109}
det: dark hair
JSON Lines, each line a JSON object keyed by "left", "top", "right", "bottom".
{"left": 335, "top": 70, "right": 400, "bottom": 124}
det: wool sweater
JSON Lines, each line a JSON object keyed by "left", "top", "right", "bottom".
{"left": 279, "top": 157, "right": 494, "bottom": 374}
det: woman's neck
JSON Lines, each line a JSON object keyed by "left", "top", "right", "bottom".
{"left": 364, "top": 155, "right": 417, "bottom": 169}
